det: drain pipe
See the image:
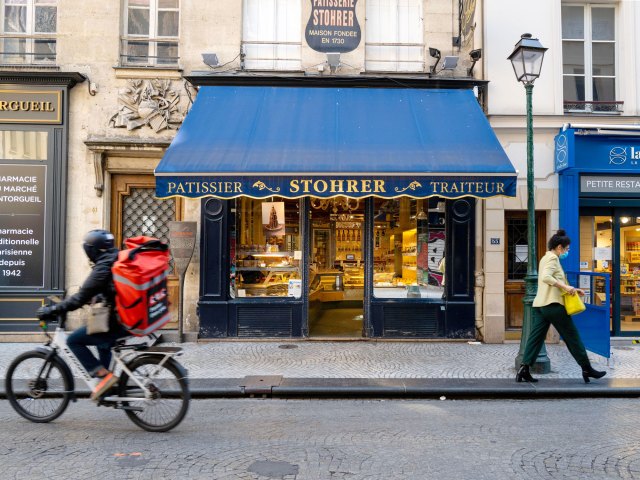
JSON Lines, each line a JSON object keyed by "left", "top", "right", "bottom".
{"left": 475, "top": 199, "right": 485, "bottom": 342}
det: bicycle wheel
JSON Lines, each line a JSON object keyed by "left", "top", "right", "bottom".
{"left": 118, "top": 355, "right": 190, "bottom": 432}
{"left": 5, "top": 350, "right": 72, "bottom": 423}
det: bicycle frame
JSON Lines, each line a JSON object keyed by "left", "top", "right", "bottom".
{"left": 44, "top": 326, "right": 181, "bottom": 402}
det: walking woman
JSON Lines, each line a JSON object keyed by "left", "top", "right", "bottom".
{"left": 516, "top": 229, "right": 606, "bottom": 383}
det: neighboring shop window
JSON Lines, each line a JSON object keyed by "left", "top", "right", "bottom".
{"left": 618, "top": 215, "right": 640, "bottom": 330}
{"left": 242, "top": 0, "right": 301, "bottom": 71}
{"left": 373, "top": 196, "right": 445, "bottom": 299}
{"left": 365, "top": 0, "right": 423, "bottom": 72}
{"left": 562, "top": 4, "right": 617, "bottom": 113}
{"left": 121, "top": 0, "right": 179, "bottom": 66}
{"left": 231, "top": 197, "right": 302, "bottom": 298}
{"left": 0, "top": 0, "right": 57, "bottom": 64}
{"left": 0, "top": 130, "right": 47, "bottom": 160}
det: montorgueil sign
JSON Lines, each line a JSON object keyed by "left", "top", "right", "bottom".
{"left": 0, "top": 90, "right": 62, "bottom": 124}
{"left": 156, "top": 176, "right": 515, "bottom": 200}
{"left": 305, "top": 0, "right": 361, "bottom": 53}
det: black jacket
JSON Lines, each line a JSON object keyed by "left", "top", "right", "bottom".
{"left": 58, "top": 248, "right": 120, "bottom": 330}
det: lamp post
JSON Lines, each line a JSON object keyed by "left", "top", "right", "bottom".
{"left": 508, "top": 33, "right": 550, "bottom": 373}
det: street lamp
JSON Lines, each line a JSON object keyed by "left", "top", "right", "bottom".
{"left": 508, "top": 33, "right": 550, "bottom": 373}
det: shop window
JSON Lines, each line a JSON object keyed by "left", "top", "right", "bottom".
{"left": 242, "top": 0, "right": 301, "bottom": 71}
{"left": 365, "top": 0, "right": 423, "bottom": 72}
{"left": 0, "top": 0, "right": 57, "bottom": 64}
{"left": 231, "top": 197, "right": 302, "bottom": 298}
{"left": 121, "top": 0, "right": 179, "bottom": 66}
{"left": 0, "top": 130, "right": 47, "bottom": 160}
{"left": 562, "top": 4, "right": 619, "bottom": 113}
{"left": 372, "top": 197, "right": 445, "bottom": 299}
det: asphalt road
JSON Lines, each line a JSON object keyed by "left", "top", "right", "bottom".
{"left": 0, "top": 398, "right": 639, "bottom": 479}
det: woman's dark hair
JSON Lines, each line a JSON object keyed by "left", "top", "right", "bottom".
{"left": 548, "top": 229, "right": 571, "bottom": 250}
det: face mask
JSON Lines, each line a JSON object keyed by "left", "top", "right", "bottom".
{"left": 559, "top": 250, "right": 569, "bottom": 260}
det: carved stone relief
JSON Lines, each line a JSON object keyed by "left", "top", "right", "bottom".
{"left": 109, "top": 79, "right": 184, "bottom": 132}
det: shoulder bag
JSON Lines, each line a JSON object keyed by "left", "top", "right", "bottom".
{"left": 86, "top": 302, "right": 110, "bottom": 334}
{"left": 563, "top": 292, "right": 586, "bottom": 316}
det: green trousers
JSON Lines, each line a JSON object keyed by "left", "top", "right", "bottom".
{"left": 522, "top": 302, "right": 590, "bottom": 368}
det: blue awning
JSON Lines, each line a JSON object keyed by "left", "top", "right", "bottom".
{"left": 155, "top": 86, "right": 516, "bottom": 199}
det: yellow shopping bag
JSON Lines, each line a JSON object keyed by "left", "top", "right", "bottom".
{"left": 563, "top": 292, "right": 586, "bottom": 316}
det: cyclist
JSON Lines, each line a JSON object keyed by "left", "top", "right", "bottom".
{"left": 36, "top": 229, "right": 128, "bottom": 401}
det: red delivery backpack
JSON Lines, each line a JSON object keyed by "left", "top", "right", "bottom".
{"left": 112, "top": 236, "right": 171, "bottom": 336}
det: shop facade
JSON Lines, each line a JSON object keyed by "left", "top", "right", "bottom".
{"left": 556, "top": 124, "right": 640, "bottom": 337}
{"left": 156, "top": 76, "right": 517, "bottom": 339}
{"left": 0, "top": 72, "right": 84, "bottom": 332}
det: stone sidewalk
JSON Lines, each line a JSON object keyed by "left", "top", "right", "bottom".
{"left": 2, "top": 337, "right": 640, "bottom": 398}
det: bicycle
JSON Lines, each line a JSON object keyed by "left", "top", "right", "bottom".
{"left": 5, "top": 310, "right": 190, "bottom": 432}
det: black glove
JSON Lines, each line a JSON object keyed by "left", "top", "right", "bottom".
{"left": 36, "top": 305, "right": 60, "bottom": 320}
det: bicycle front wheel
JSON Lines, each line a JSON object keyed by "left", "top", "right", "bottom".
{"left": 118, "top": 356, "right": 190, "bottom": 432}
{"left": 5, "top": 350, "right": 72, "bottom": 423}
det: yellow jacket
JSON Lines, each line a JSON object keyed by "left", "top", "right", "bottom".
{"left": 532, "top": 251, "right": 567, "bottom": 307}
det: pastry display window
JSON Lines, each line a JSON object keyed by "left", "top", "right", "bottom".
{"left": 372, "top": 196, "right": 446, "bottom": 299}
{"left": 230, "top": 197, "right": 302, "bottom": 298}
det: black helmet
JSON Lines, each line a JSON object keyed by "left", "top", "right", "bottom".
{"left": 83, "top": 229, "right": 115, "bottom": 262}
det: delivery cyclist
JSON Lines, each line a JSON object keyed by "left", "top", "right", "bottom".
{"left": 36, "top": 229, "right": 129, "bottom": 400}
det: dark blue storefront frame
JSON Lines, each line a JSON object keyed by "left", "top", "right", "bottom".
{"left": 556, "top": 126, "right": 640, "bottom": 337}
{"left": 198, "top": 196, "right": 476, "bottom": 339}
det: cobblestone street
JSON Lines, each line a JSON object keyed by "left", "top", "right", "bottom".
{"left": 1, "top": 397, "right": 639, "bottom": 479}
{"left": 0, "top": 340, "right": 633, "bottom": 380}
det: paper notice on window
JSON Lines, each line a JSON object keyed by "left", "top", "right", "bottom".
{"left": 594, "top": 247, "right": 611, "bottom": 260}
{"left": 579, "top": 275, "right": 591, "bottom": 289}
{"left": 288, "top": 279, "right": 302, "bottom": 298}
{"left": 293, "top": 250, "right": 302, "bottom": 260}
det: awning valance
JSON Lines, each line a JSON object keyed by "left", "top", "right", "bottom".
{"left": 155, "top": 86, "right": 516, "bottom": 199}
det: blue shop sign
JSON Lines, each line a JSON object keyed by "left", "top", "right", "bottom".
{"left": 157, "top": 174, "right": 514, "bottom": 200}
{"left": 555, "top": 127, "right": 640, "bottom": 173}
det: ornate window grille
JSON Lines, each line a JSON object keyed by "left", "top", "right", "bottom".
{"left": 122, "top": 187, "right": 176, "bottom": 273}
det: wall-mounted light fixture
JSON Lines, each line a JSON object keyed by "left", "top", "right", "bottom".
{"left": 202, "top": 53, "right": 219, "bottom": 68}
{"left": 428, "top": 47, "right": 441, "bottom": 73}
{"left": 327, "top": 52, "right": 341, "bottom": 73}
{"left": 442, "top": 56, "right": 458, "bottom": 70}
{"left": 467, "top": 48, "right": 482, "bottom": 76}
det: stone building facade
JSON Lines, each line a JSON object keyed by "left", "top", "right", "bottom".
{"left": 0, "top": 0, "right": 512, "bottom": 339}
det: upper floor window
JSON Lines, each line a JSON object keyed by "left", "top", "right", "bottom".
{"left": 365, "top": 0, "right": 423, "bottom": 72}
{"left": 562, "top": 4, "right": 620, "bottom": 113}
{"left": 0, "top": 0, "right": 56, "bottom": 64}
{"left": 121, "top": 0, "right": 179, "bottom": 67}
{"left": 242, "top": 0, "right": 301, "bottom": 71}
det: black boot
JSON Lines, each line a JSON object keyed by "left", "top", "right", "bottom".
{"left": 582, "top": 364, "right": 606, "bottom": 383}
{"left": 516, "top": 364, "right": 538, "bottom": 383}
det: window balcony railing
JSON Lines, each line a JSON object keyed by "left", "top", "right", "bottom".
{"left": 120, "top": 37, "right": 179, "bottom": 67}
{"left": 564, "top": 100, "right": 624, "bottom": 114}
{"left": 365, "top": 42, "right": 424, "bottom": 73}
{"left": 241, "top": 40, "right": 302, "bottom": 71}
{"left": 0, "top": 34, "right": 56, "bottom": 65}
